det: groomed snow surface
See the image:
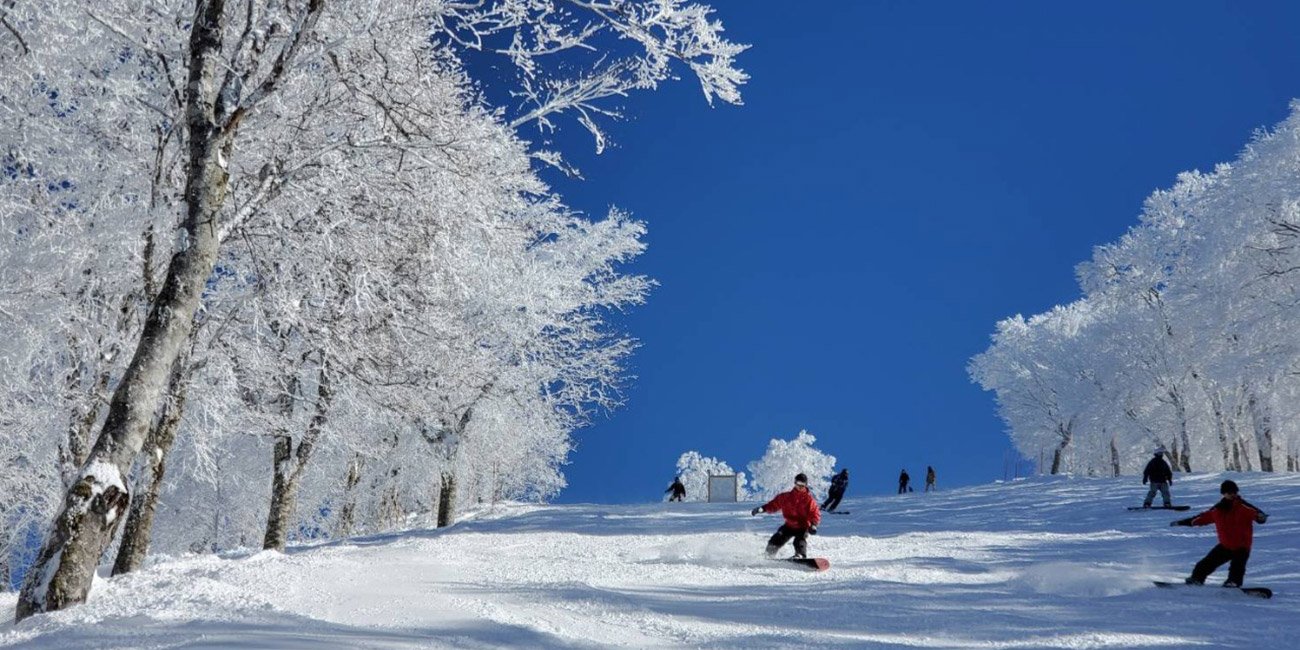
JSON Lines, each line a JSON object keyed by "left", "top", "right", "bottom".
{"left": 3, "top": 473, "right": 1297, "bottom": 649}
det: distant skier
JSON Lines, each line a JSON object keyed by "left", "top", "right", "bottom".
{"left": 1171, "top": 479, "right": 1268, "bottom": 587}
{"left": 925, "top": 466, "right": 936, "bottom": 492}
{"left": 822, "top": 469, "right": 848, "bottom": 511}
{"left": 751, "top": 472, "right": 821, "bottom": 558}
{"left": 665, "top": 477, "right": 686, "bottom": 502}
{"left": 1142, "top": 446, "right": 1173, "bottom": 508}
{"left": 898, "top": 469, "right": 910, "bottom": 494}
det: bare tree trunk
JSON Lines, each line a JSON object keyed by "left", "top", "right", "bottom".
{"left": 437, "top": 472, "right": 458, "bottom": 528}
{"left": 379, "top": 484, "right": 403, "bottom": 529}
{"left": 1247, "top": 391, "right": 1275, "bottom": 472}
{"left": 16, "top": 2, "right": 232, "bottom": 621}
{"left": 335, "top": 454, "right": 364, "bottom": 538}
{"left": 263, "top": 361, "right": 332, "bottom": 551}
{"left": 1208, "top": 388, "right": 1234, "bottom": 470}
{"left": 263, "top": 434, "right": 297, "bottom": 550}
{"left": 1049, "top": 419, "right": 1073, "bottom": 475}
{"left": 112, "top": 348, "right": 192, "bottom": 576}
{"left": 1110, "top": 433, "right": 1121, "bottom": 477}
{"left": 1230, "top": 389, "right": 1254, "bottom": 471}
{"left": 1172, "top": 394, "right": 1192, "bottom": 472}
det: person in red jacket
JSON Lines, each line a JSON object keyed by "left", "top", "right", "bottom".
{"left": 751, "top": 472, "right": 822, "bottom": 558}
{"left": 1171, "top": 479, "right": 1269, "bottom": 587}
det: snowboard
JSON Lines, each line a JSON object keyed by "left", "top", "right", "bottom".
{"left": 1153, "top": 581, "right": 1272, "bottom": 599}
{"left": 777, "top": 557, "right": 830, "bottom": 571}
{"left": 1127, "top": 505, "right": 1191, "bottom": 511}
{"left": 825, "top": 510, "right": 851, "bottom": 515}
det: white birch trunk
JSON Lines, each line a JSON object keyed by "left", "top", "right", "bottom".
{"left": 1247, "top": 390, "right": 1275, "bottom": 472}
{"left": 334, "top": 454, "right": 364, "bottom": 538}
{"left": 16, "top": 1, "right": 230, "bottom": 621}
{"left": 1207, "top": 388, "right": 1234, "bottom": 470}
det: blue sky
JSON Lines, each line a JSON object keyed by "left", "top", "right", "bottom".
{"left": 527, "top": 2, "right": 1300, "bottom": 503}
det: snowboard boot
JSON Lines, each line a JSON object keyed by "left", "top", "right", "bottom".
{"left": 764, "top": 544, "right": 780, "bottom": 558}
{"left": 1184, "top": 577, "right": 1204, "bottom": 585}
{"left": 1223, "top": 580, "right": 1240, "bottom": 588}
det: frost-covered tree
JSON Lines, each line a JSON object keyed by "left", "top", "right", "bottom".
{"left": 746, "top": 431, "right": 836, "bottom": 500}
{"left": 972, "top": 101, "right": 1300, "bottom": 476}
{"left": 5, "top": 0, "right": 744, "bottom": 619}
{"left": 671, "top": 451, "right": 747, "bottom": 502}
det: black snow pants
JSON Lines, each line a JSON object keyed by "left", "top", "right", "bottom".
{"left": 766, "top": 524, "right": 810, "bottom": 559}
{"left": 1189, "top": 544, "right": 1251, "bottom": 586}
{"left": 821, "top": 490, "right": 843, "bottom": 511}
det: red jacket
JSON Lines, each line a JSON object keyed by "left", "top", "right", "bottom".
{"left": 761, "top": 489, "right": 821, "bottom": 530}
{"left": 1191, "top": 498, "right": 1264, "bottom": 550}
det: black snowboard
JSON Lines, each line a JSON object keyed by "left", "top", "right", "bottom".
{"left": 1153, "top": 581, "right": 1272, "bottom": 599}
{"left": 825, "top": 511, "right": 851, "bottom": 515}
{"left": 1127, "top": 505, "right": 1191, "bottom": 511}
{"left": 776, "top": 557, "right": 830, "bottom": 571}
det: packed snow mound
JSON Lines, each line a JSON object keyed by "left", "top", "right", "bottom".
{"left": 3, "top": 472, "right": 1298, "bottom": 649}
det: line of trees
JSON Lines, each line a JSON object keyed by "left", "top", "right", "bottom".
{"left": 0, "top": 0, "right": 746, "bottom": 620}
{"left": 970, "top": 103, "right": 1300, "bottom": 478}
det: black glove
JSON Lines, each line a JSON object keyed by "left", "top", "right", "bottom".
{"left": 1171, "top": 517, "right": 1193, "bottom": 527}
{"left": 750, "top": 507, "right": 762, "bottom": 516}
{"left": 1257, "top": 513, "right": 1269, "bottom": 524}
{"left": 808, "top": 525, "right": 818, "bottom": 535}
{"left": 1142, "top": 479, "right": 1148, "bottom": 485}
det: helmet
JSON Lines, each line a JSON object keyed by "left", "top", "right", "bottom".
{"left": 794, "top": 473, "right": 808, "bottom": 486}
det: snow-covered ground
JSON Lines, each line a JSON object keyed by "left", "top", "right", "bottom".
{"left": 3, "top": 472, "right": 1297, "bottom": 649}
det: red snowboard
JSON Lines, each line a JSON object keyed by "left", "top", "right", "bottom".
{"left": 780, "top": 557, "right": 830, "bottom": 571}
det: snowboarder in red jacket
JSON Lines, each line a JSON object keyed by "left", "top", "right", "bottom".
{"left": 1171, "top": 479, "right": 1268, "bottom": 587}
{"left": 751, "top": 473, "right": 821, "bottom": 558}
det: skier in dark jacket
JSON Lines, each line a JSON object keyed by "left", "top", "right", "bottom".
{"left": 898, "top": 469, "right": 910, "bottom": 494}
{"left": 1142, "top": 447, "right": 1174, "bottom": 508}
{"left": 751, "top": 473, "right": 821, "bottom": 558}
{"left": 665, "top": 477, "right": 686, "bottom": 502}
{"left": 822, "top": 469, "right": 848, "bottom": 511}
{"left": 1171, "top": 479, "right": 1268, "bottom": 587}
{"left": 925, "top": 466, "right": 936, "bottom": 492}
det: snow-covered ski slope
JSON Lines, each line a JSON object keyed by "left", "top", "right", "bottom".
{"left": 3, "top": 473, "right": 1298, "bottom": 649}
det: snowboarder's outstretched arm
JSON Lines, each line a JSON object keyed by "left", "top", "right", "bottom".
{"left": 1172, "top": 508, "right": 1217, "bottom": 527}
{"left": 754, "top": 495, "right": 781, "bottom": 515}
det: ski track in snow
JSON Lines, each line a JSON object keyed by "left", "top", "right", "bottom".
{"left": 2, "top": 473, "right": 1297, "bottom": 649}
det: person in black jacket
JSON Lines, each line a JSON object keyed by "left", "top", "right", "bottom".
{"left": 898, "top": 469, "right": 910, "bottom": 494}
{"left": 822, "top": 469, "right": 848, "bottom": 511}
{"left": 1142, "top": 447, "right": 1174, "bottom": 508}
{"left": 665, "top": 477, "right": 686, "bottom": 502}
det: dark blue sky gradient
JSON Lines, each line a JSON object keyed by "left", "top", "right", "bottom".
{"left": 518, "top": 2, "right": 1300, "bottom": 502}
